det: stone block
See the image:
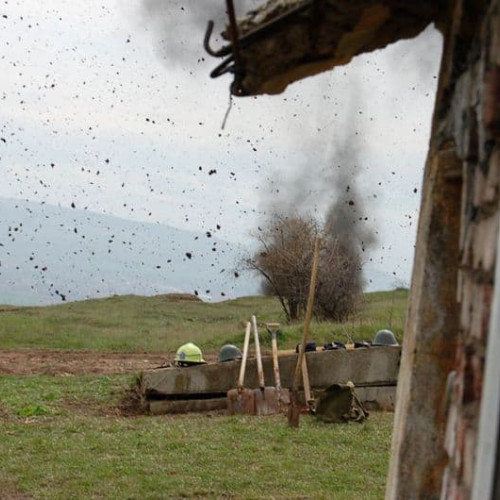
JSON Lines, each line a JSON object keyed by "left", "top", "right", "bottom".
{"left": 356, "top": 385, "right": 397, "bottom": 411}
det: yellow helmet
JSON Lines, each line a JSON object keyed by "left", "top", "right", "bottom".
{"left": 174, "top": 342, "right": 206, "bottom": 366}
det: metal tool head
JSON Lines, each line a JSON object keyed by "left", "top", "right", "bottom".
{"left": 227, "top": 387, "right": 255, "bottom": 415}
{"left": 253, "top": 386, "right": 280, "bottom": 416}
{"left": 288, "top": 398, "right": 301, "bottom": 427}
{"left": 266, "top": 322, "right": 281, "bottom": 337}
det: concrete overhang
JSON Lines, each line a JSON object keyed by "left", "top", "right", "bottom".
{"left": 206, "top": 0, "right": 447, "bottom": 96}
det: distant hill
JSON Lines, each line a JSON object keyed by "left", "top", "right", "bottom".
{"left": 0, "top": 197, "right": 398, "bottom": 306}
{"left": 0, "top": 197, "right": 260, "bottom": 305}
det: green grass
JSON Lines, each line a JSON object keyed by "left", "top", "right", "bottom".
{"left": 0, "top": 293, "right": 404, "bottom": 498}
{"left": 0, "top": 289, "right": 409, "bottom": 352}
{"left": 0, "top": 373, "right": 393, "bottom": 499}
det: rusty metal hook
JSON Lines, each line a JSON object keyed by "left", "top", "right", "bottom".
{"left": 204, "top": 20, "right": 232, "bottom": 58}
{"left": 209, "top": 55, "right": 235, "bottom": 78}
{"left": 204, "top": 0, "right": 248, "bottom": 96}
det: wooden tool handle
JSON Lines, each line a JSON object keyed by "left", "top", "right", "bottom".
{"left": 266, "top": 323, "right": 281, "bottom": 331}
{"left": 238, "top": 322, "right": 252, "bottom": 389}
{"left": 301, "top": 356, "right": 312, "bottom": 403}
{"left": 292, "top": 237, "right": 321, "bottom": 393}
{"left": 271, "top": 332, "right": 281, "bottom": 390}
{"left": 252, "top": 315, "right": 265, "bottom": 389}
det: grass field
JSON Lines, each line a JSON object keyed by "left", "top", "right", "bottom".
{"left": 0, "top": 290, "right": 407, "bottom": 499}
{"left": 1, "top": 373, "right": 393, "bottom": 500}
{"left": 0, "top": 289, "right": 409, "bottom": 353}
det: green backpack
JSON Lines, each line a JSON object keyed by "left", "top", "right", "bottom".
{"left": 315, "top": 381, "right": 369, "bottom": 423}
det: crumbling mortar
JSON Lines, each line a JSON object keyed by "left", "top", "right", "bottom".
{"left": 462, "top": 337, "right": 486, "bottom": 361}
{"left": 475, "top": 198, "right": 500, "bottom": 217}
{"left": 457, "top": 265, "right": 495, "bottom": 286}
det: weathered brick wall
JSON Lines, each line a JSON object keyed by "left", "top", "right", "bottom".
{"left": 440, "top": 1, "right": 500, "bottom": 497}
{"left": 387, "top": 0, "right": 500, "bottom": 498}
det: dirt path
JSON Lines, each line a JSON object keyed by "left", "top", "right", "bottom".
{"left": 0, "top": 349, "right": 176, "bottom": 375}
{"left": 0, "top": 348, "right": 295, "bottom": 376}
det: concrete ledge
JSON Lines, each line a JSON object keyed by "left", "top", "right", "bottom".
{"left": 146, "top": 387, "right": 397, "bottom": 415}
{"left": 141, "top": 346, "right": 401, "bottom": 398}
{"left": 356, "top": 386, "right": 397, "bottom": 411}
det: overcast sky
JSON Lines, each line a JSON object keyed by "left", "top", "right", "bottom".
{"left": 1, "top": 0, "right": 443, "bottom": 294}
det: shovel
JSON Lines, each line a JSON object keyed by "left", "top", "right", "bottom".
{"left": 266, "top": 322, "right": 290, "bottom": 409}
{"left": 252, "top": 315, "right": 280, "bottom": 416}
{"left": 227, "top": 321, "right": 255, "bottom": 415}
{"left": 289, "top": 236, "right": 321, "bottom": 427}
{"left": 302, "top": 354, "right": 314, "bottom": 412}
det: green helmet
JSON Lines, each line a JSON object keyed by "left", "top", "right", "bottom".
{"left": 218, "top": 344, "right": 242, "bottom": 362}
{"left": 373, "top": 329, "right": 399, "bottom": 346}
{"left": 174, "top": 342, "right": 206, "bottom": 366}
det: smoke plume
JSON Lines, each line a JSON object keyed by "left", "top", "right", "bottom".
{"left": 261, "top": 73, "right": 376, "bottom": 290}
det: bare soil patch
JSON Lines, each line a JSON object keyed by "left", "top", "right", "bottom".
{"left": 0, "top": 482, "right": 33, "bottom": 500}
{"left": 118, "top": 384, "right": 146, "bottom": 417}
{"left": 0, "top": 349, "right": 170, "bottom": 375}
{"left": 0, "top": 349, "right": 219, "bottom": 375}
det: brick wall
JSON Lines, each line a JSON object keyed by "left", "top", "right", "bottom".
{"left": 387, "top": 1, "right": 500, "bottom": 499}
{"left": 440, "top": 2, "right": 500, "bottom": 497}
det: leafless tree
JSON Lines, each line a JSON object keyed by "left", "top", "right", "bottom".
{"left": 244, "top": 212, "right": 363, "bottom": 321}
{"left": 243, "top": 214, "right": 317, "bottom": 321}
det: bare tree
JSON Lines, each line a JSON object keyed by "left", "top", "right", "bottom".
{"left": 243, "top": 214, "right": 318, "bottom": 321}
{"left": 244, "top": 212, "right": 364, "bottom": 322}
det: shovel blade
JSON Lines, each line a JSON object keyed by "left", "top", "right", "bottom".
{"left": 254, "top": 387, "right": 280, "bottom": 416}
{"left": 227, "top": 388, "right": 255, "bottom": 415}
{"left": 279, "top": 388, "right": 291, "bottom": 409}
{"left": 288, "top": 400, "right": 300, "bottom": 427}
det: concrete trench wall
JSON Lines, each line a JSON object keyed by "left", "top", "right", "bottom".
{"left": 141, "top": 347, "right": 401, "bottom": 413}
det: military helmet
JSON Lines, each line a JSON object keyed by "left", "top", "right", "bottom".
{"left": 372, "top": 329, "right": 399, "bottom": 346}
{"left": 218, "top": 344, "right": 242, "bottom": 362}
{"left": 295, "top": 341, "right": 317, "bottom": 353}
{"left": 174, "top": 342, "right": 206, "bottom": 366}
